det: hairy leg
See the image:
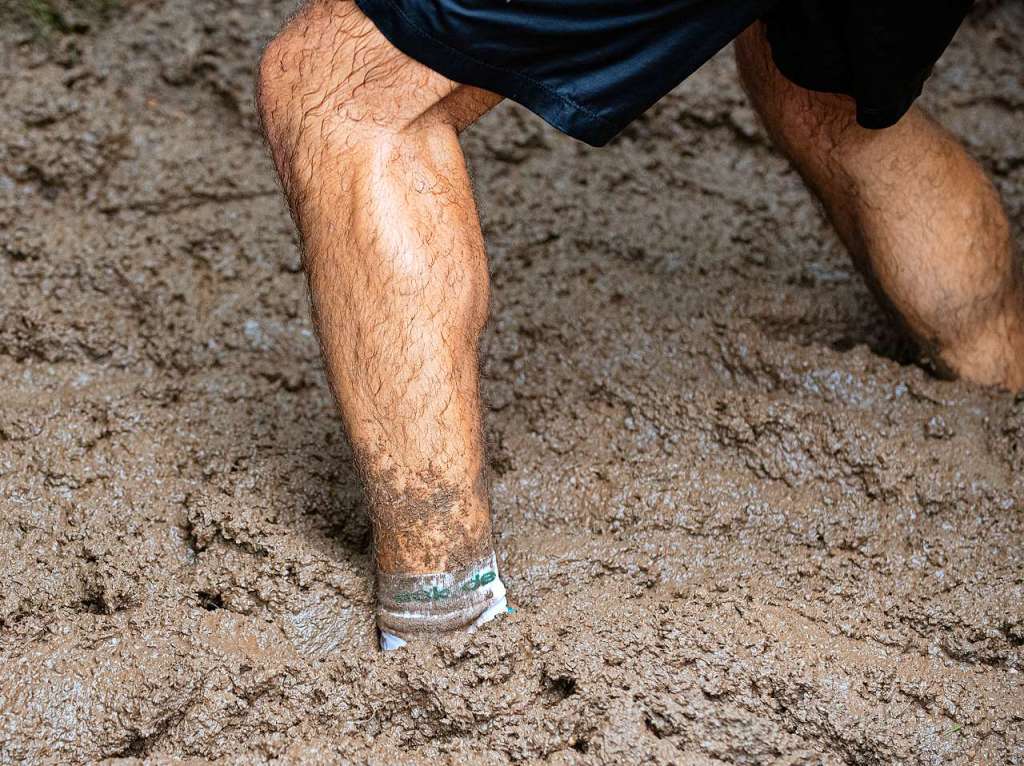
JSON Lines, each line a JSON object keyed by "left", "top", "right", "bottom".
{"left": 735, "top": 23, "right": 1024, "bottom": 391}
{"left": 257, "top": 1, "right": 501, "bottom": 598}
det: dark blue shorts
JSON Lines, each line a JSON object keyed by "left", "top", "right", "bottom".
{"left": 353, "top": 0, "right": 973, "bottom": 146}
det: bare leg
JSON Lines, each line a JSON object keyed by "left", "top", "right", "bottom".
{"left": 735, "top": 23, "right": 1024, "bottom": 391}
{"left": 257, "top": 1, "right": 504, "bottom": 639}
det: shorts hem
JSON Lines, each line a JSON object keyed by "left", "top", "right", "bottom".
{"left": 354, "top": 0, "right": 620, "bottom": 146}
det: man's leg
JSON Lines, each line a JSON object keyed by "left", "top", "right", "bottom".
{"left": 256, "top": 1, "right": 505, "bottom": 644}
{"left": 735, "top": 24, "right": 1024, "bottom": 391}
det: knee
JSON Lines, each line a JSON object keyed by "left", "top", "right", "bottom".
{"left": 256, "top": 4, "right": 408, "bottom": 181}
{"left": 255, "top": 27, "right": 299, "bottom": 155}
{"left": 734, "top": 23, "right": 855, "bottom": 154}
{"left": 733, "top": 24, "right": 776, "bottom": 117}
{"left": 256, "top": 10, "right": 351, "bottom": 167}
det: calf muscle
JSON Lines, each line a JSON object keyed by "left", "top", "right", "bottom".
{"left": 736, "top": 23, "right": 1024, "bottom": 391}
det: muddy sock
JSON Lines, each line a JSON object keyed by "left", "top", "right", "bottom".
{"left": 376, "top": 551, "right": 508, "bottom": 651}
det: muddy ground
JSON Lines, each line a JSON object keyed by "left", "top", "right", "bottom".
{"left": 1, "top": 1, "right": 1023, "bottom": 763}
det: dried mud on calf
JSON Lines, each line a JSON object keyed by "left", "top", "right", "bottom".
{"left": 1, "top": 1, "right": 1023, "bottom": 764}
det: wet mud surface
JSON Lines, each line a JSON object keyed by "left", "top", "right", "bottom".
{"left": 2, "top": 1, "right": 1023, "bottom": 763}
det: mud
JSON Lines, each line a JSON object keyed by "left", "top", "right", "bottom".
{"left": 1, "top": 1, "right": 1023, "bottom": 763}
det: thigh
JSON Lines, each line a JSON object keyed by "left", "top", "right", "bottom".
{"left": 263, "top": 0, "right": 501, "bottom": 143}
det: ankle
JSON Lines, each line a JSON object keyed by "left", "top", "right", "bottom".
{"left": 933, "top": 299, "right": 1024, "bottom": 392}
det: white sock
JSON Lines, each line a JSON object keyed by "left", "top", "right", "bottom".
{"left": 377, "top": 552, "right": 508, "bottom": 651}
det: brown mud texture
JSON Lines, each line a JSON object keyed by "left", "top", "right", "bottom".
{"left": 2, "top": 1, "right": 1023, "bottom": 764}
